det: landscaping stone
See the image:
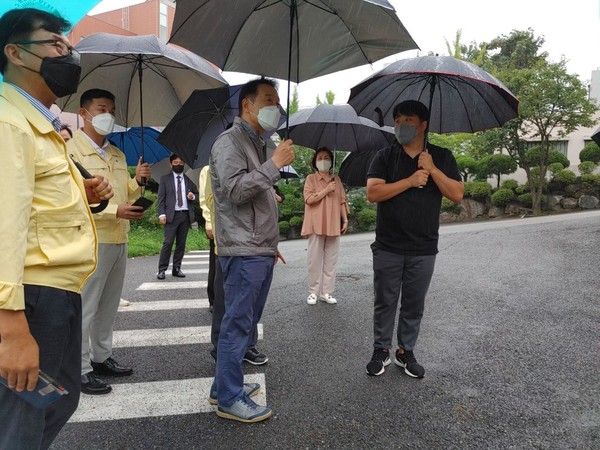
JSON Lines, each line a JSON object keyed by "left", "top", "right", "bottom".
{"left": 488, "top": 206, "right": 505, "bottom": 218}
{"left": 561, "top": 197, "right": 578, "bottom": 209}
{"left": 458, "top": 198, "right": 486, "bottom": 221}
{"left": 547, "top": 195, "right": 563, "bottom": 210}
{"left": 578, "top": 195, "right": 599, "bottom": 209}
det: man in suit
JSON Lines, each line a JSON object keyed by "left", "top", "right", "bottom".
{"left": 157, "top": 154, "right": 198, "bottom": 279}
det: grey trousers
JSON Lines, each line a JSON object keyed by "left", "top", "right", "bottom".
{"left": 81, "top": 243, "right": 127, "bottom": 375}
{"left": 372, "top": 246, "right": 436, "bottom": 351}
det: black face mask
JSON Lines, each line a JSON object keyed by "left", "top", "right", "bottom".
{"left": 172, "top": 165, "right": 184, "bottom": 174}
{"left": 19, "top": 46, "right": 81, "bottom": 98}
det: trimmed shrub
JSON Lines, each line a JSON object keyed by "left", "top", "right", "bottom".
{"left": 491, "top": 189, "right": 515, "bottom": 207}
{"left": 464, "top": 181, "right": 492, "bottom": 200}
{"left": 579, "top": 142, "right": 600, "bottom": 163}
{"left": 517, "top": 193, "right": 532, "bottom": 206}
{"left": 441, "top": 197, "right": 460, "bottom": 214}
{"left": 515, "top": 183, "right": 528, "bottom": 195}
{"left": 278, "top": 220, "right": 290, "bottom": 235}
{"left": 553, "top": 169, "right": 577, "bottom": 185}
{"left": 578, "top": 161, "right": 597, "bottom": 175}
{"left": 289, "top": 216, "right": 303, "bottom": 228}
{"left": 356, "top": 208, "right": 377, "bottom": 231}
{"left": 548, "top": 162, "right": 564, "bottom": 176}
{"left": 581, "top": 173, "right": 600, "bottom": 187}
{"left": 500, "top": 179, "right": 519, "bottom": 191}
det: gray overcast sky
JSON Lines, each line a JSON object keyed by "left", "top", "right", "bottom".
{"left": 91, "top": 0, "right": 600, "bottom": 108}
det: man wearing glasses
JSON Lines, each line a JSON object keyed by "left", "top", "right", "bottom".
{"left": 0, "top": 8, "right": 113, "bottom": 449}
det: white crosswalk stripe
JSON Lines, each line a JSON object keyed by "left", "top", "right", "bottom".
{"left": 137, "top": 281, "right": 208, "bottom": 290}
{"left": 113, "top": 324, "right": 263, "bottom": 347}
{"left": 71, "top": 374, "right": 266, "bottom": 422}
{"left": 72, "top": 252, "right": 268, "bottom": 424}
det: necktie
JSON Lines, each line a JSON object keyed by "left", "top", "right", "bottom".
{"left": 176, "top": 176, "right": 183, "bottom": 207}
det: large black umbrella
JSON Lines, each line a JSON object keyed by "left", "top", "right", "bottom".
{"left": 57, "top": 33, "right": 228, "bottom": 166}
{"left": 592, "top": 126, "right": 600, "bottom": 146}
{"left": 339, "top": 147, "right": 385, "bottom": 187}
{"left": 276, "top": 103, "right": 394, "bottom": 154}
{"left": 158, "top": 85, "right": 286, "bottom": 169}
{"left": 348, "top": 55, "right": 519, "bottom": 133}
{"left": 168, "top": 0, "right": 418, "bottom": 128}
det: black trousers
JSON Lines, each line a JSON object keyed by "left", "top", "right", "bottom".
{"left": 158, "top": 211, "right": 190, "bottom": 272}
{"left": 0, "top": 285, "right": 82, "bottom": 450}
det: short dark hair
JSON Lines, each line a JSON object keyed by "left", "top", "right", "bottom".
{"left": 169, "top": 154, "right": 183, "bottom": 163}
{"left": 392, "top": 100, "right": 430, "bottom": 123}
{"left": 238, "top": 77, "right": 277, "bottom": 114}
{"left": 60, "top": 124, "right": 73, "bottom": 137}
{"left": 0, "top": 8, "right": 71, "bottom": 74}
{"left": 80, "top": 89, "right": 115, "bottom": 108}
{"left": 311, "top": 147, "right": 334, "bottom": 171}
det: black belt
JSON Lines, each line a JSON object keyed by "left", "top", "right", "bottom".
{"left": 175, "top": 210, "right": 188, "bottom": 213}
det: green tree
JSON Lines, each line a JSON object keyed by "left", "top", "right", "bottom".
{"left": 476, "top": 153, "right": 518, "bottom": 188}
{"left": 325, "top": 90, "right": 335, "bottom": 105}
{"left": 288, "top": 85, "right": 299, "bottom": 115}
{"left": 477, "top": 30, "right": 598, "bottom": 214}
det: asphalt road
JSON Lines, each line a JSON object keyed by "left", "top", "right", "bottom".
{"left": 52, "top": 211, "right": 600, "bottom": 449}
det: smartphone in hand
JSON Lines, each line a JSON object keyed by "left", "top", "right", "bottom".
{"left": 131, "top": 196, "right": 154, "bottom": 211}
{"left": 0, "top": 370, "right": 69, "bottom": 409}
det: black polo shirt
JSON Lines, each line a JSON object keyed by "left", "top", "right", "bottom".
{"left": 367, "top": 142, "right": 461, "bottom": 256}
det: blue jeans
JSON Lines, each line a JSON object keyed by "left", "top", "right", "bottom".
{"left": 216, "top": 256, "right": 274, "bottom": 407}
{"left": 0, "top": 285, "right": 81, "bottom": 450}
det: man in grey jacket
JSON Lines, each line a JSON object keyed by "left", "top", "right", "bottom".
{"left": 209, "top": 78, "right": 294, "bottom": 423}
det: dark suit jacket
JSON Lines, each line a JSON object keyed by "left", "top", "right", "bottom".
{"left": 158, "top": 172, "right": 199, "bottom": 225}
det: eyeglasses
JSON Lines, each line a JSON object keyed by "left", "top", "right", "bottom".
{"left": 13, "top": 39, "right": 78, "bottom": 58}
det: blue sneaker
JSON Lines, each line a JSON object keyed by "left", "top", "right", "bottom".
{"left": 208, "top": 382, "right": 261, "bottom": 405}
{"left": 217, "top": 396, "right": 272, "bottom": 423}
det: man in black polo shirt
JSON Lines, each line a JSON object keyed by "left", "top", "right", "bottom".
{"left": 365, "top": 100, "right": 464, "bottom": 378}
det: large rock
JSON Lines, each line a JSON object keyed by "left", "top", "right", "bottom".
{"left": 440, "top": 212, "right": 459, "bottom": 223}
{"left": 546, "top": 195, "right": 563, "bottom": 210}
{"left": 561, "top": 197, "right": 578, "bottom": 209}
{"left": 458, "top": 198, "right": 486, "bottom": 221}
{"left": 505, "top": 202, "right": 532, "bottom": 216}
{"left": 488, "top": 206, "right": 505, "bottom": 218}
{"left": 578, "top": 195, "right": 599, "bottom": 209}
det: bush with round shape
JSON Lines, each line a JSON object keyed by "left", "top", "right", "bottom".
{"left": 579, "top": 142, "right": 600, "bottom": 163}
{"left": 465, "top": 181, "right": 492, "bottom": 200}
{"left": 548, "top": 162, "right": 564, "bottom": 176}
{"left": 500, "top": 179, "right": 519, "bottom": 191}
{"left": 491, "top": 189, "right": 515, "bottom": 207}
{"left": 553, "top": 169, "right": 577, "bottom": 185}
{"left": 578, "top": 161, "right": 597, "bottom": 175}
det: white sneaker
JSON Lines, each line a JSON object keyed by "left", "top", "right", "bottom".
{"left": 306, "top": 293, "right": 317, "bottom": 305}
{"left": 319, "top": 293, "right": 337, "bottom": 304}
{"left": 119, "top": 298, "right": 130, "bottom": 307}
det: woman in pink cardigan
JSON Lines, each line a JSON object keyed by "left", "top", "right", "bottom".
{"left": 301, "top": 147, "right": 348, "bottom": 305}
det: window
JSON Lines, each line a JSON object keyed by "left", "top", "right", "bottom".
{"left": 525, "top": 140, "right": 568, "bottom": 156}
{"left": 159, "top": 2, "right": 168, "bottom": 41}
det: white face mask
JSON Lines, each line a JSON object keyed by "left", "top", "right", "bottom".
{"left": 250, "top": 101, "right": 281, "bottom": 131}
{"left": 316, "top": 159, "right": 332, "bottom": 172}
{"left": 88, "top": 112, "right": 115, "bottom": 135}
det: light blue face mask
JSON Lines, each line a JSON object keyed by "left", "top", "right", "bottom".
{"left": 394, "top": 124, "right": 417, "bottom": 145}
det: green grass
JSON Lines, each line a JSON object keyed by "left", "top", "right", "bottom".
{"left": 128, "top": 226, "right": 210, "bottom": 257}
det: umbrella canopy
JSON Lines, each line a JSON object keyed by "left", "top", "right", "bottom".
{"left": 339, "top": 148, "right": 384, "bottom": 187}
{"left": 158, "top": 85, "right": 286, "bottom": 169}
{"left": 592, "top": 126, "right": 600, "bottom": 146}
{"left": 348, "top": 55, "right": 519, "bottom": 133}
{"left": 276, "top": 103, "right": 394, "bottom": 153}
{"left": 169, "top": 0, "right": 418, "bottom": 84}
{"left": 107, "top": 127, "right": 171, "bottom": 166}
{"left": 56, "top": 33, "right": 228, "bottom": 128}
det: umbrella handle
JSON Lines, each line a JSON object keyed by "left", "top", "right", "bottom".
{"left": 70, "top": 156, "right": 109, "bottom": 213}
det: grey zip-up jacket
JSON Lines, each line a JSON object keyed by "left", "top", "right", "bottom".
{"left": 209, "top": 117, "right": 280, "bottom": 256}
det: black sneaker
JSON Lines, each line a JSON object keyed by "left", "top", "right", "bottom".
{"left": 366, "top": 348, "right": 391, "bottom": 376}
{"left": 394, "top": 349, "right": 425, "bottom": 378}
{"left": 243, "top": 348, "right": 268, "bottom": 365}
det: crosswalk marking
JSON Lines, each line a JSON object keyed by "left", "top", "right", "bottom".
{"left": 179, "top": 261, "right": 209, "bottom": 266}
{"left": 182, "top": 254, "right": 209, "bottom": 259}
{"left": 113, "top": 324, "right": 263, "bottom": 347}
{"left": 137, "top": 281, "right": 208, "bottom": 290}
{"left": 119, "top": 299, "right": 209, "bottom": 312}
{"left": 70, "top": 373, "right": 266, "bottom": 423}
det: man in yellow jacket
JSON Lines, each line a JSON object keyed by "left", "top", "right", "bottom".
{"left": 0, "top": 9, "right": 113, "bottom": 449}
{"left": 68, "top": 88, "right": 151, "bottom": 396}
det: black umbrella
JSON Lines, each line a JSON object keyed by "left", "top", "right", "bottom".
{"left": 276, "top": 103, "right": 394, "bottom": 153}
{"left": 339, "top": 147, "right": 384, "bottom": 187}
{"left": 348, "top": 55, "right": 519, "bottom": 133}
{"left": 57, "top": 33, "right": 228, "bottom": 173}
{"left": 168, "top": 0, "right": 418, "bottom": 129}
{"left": 592, "top": 126, "right": 600, "bottom": 146}
{"left": 158, "top": 85, "right": 286, "bottom": 168}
